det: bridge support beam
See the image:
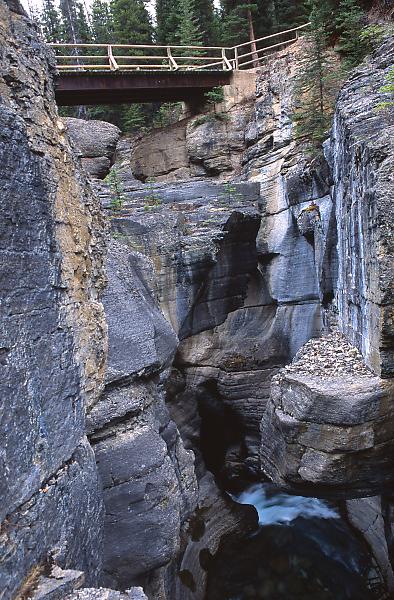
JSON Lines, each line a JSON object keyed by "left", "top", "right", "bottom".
{"left": 54, "top": 71, "right": 233, "bottom": 106}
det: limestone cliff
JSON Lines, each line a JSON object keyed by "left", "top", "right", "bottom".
{"left": 0, "top": 0, "right": 106, "bottom": 596}
{"left": 259, "top": 38, "right": 394, "bottom": 496}
{"left": 2, "top": 1, "right": 394, "bottom": 597}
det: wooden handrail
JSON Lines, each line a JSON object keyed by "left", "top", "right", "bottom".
{"left": 227, "top": 22, "right": 311, "bottom": 51}
{"left": 49, "top": 23, "right": 310, "bottom": 73}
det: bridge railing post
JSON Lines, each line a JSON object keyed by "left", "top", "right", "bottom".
{"left": 167, "top": 47, "right": 178, "bottom": 71}
{"left": 108, "top": 45, "right": 119, "bottom": 71}
{"left": 234, "top": 46, "right": 239, "bottom": 70}
{"left": 221, "top": 48, "right": 233, "bottom": 71}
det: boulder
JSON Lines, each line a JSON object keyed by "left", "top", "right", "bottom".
{"left": 64, "top": 118, "right": 121, "bottom": 178}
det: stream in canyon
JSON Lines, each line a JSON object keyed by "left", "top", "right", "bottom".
{"left": 204, "top": 483, "right": 380, "bottom": 600}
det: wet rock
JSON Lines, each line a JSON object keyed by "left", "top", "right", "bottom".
{"left": 66, "top": 588, "right": 147, "bottom": 600}
{"left": 329, "top": 37, "right": 394, "bottom": 377}
{"left": 346, "top": 496, "right": 394, "bottom": 592}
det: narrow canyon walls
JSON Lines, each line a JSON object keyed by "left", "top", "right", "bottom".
{"left": 0, "top": 0, "right": 107, "bottom": 595}
{"left": 330, "top": 38, "right": 394, "bottom": 378}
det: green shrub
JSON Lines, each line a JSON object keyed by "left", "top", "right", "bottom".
{"left": 105, "top": 168, "right": 126, "bottom": 211}
{"left": 204, "top": 86, "right": 225, "bottom": 105}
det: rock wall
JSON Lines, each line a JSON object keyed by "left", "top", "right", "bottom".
{"left": 0, "top": 0, "right": 107, "bottom": 596}
{"left": 329, "top": 38, "right": 394, "bottom": 378}
{"left": 258, "top": 37, "right": 394, "bottom": 593}
{"left": 131, "top": 72, "right": 256, "bottom": 182}
{"left": 87, "top": 240, "right": 198, "bottom": 592}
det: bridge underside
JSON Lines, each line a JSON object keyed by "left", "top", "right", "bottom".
{"left": 54, "top": 71, "right": 233, "bottom": 106}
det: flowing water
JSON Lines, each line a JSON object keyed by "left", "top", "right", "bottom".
{"left": 205, "top": 483, "right": 379, "bottom": 600}
{"left": 233, "top": 483, "right": 339, "bottom": 526}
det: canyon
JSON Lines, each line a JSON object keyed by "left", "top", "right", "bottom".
{"left": 0, "top": 0, "right": 393, "bottom": 599}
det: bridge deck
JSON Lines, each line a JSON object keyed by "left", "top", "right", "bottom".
{"left": 54, "top": 70, "right": 232, "bottom": 105}
{"left": 51, "top": 23, "right": 310, "bottom": 106}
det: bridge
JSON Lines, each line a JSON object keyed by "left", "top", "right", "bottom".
{"left": 50, "top": 23, "right": 309, "bottom": 106}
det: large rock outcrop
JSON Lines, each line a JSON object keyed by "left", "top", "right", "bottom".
{"left": 329, "top": 38, "right": 394, "bottom": 378}
{"left": 88, "top": 240, "right": 198, "bottom": 592}
{"left": 0, "top": 0, "right": 107, "bottom": 596}
{"left": 260, "top": 332, "right": 394, "bottom": 497}
{"left": 131, "top": 72, "right": 256, "bottom": 182}
{"left": 259, "top": 38, "right": 394, "bottom": 497}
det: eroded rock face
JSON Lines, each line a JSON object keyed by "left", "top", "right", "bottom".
{"left": 329, "top": 38, "right": 394, "bottom": 377}
{"left": 260, "top": 337, "right": 394, "bottom": 498}
{"left": 131, "top": 73, "right": 256, "bottom": 181}
{"left": 0, "top": 0, "right": 106, "bottom": 595}
{"left": 259, "top": 40, "right": 394, "bottom": 503}
{"left": 64, "top": 118, "right": 121, "bottom": 179}
{"left": 88, "top": 240, "right": 197, "bottom": 591}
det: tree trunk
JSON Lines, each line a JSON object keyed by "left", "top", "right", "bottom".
{"left": 247, "top": 7, "right": 259, "bottom": 68}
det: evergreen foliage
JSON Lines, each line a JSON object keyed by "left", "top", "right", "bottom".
{"left": 90, "top": 0, "right": 114, "bottom": 42}
{"left": 111, "top": 0, "right": 153, "bottom": 46}
{"left": 294, "top": 0, "right": 342, "bottom": 151}
{"left": 40, "top": 0, "right": 64, "bottom": 42}
{"left": 175, "top": 0, "right": 204, "bottom": 48}
{"left": 336, "top": 0, "right": 367, "bottom": 67}
{"left": 155, "top": 0, "right": 180, "bottom": 45}
{"left": 270, "top": 0, "right": 309, "bottom": 32}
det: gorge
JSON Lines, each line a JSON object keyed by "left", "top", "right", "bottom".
{"left": 0, "top": 0, "right": 394, "bottom": 599}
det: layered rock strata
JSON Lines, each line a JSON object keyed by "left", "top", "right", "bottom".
{"left": 329, "top": 38, "right": 394, "bottom": 378}
{"left": 0, "top": 0, "right": 106, "bottom": 596}
{"left": 87, "top": 240, "right": 198, "bottom": 592}
{"left": 260, "top": 332, "right": 394, "bottom": 497}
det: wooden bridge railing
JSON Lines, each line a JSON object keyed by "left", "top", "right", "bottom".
{"left": 49, "top": 23, "right": 310, "bottom": 73}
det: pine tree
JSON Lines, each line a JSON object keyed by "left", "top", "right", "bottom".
{"left": 270, "top": 0, "right": 309, "bottom": 31}
{"left": 75, "top": 1, "right": 91, "bottom": 43}
{"left": 91, "top": 0, "right": 114, "bottom": 42}
{"left": 59, "top": 0, "right": 82, "bottom": 43}
{"left": 40, "top": 0, "right": 64, "bottom": 42}
{"left": 156, "top": 0, "right": 182, "bottom": 45}
{"left": 194, "top": 0, "right": 217, "bottom": 45}
{"left": 294, "top": 0, "right": 342, "bottom": 150}
{"left": 336, "top": 0, "right": 367, "bottom": 68}
{"left": 175, "top": 0, "right": 204, "bottom": 48}
{"left": 111, "top": 0, "right": 153, "bottom": 46}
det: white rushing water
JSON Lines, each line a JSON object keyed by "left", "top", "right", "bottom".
{"left": 233, "top": 483, "right": 339, "bottom": 526}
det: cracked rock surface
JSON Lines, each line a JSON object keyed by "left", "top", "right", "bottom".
{"left": 0, "top": 0, "right": 106, "bottom": 596}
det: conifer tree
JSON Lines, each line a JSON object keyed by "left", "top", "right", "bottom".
{"left": 294, "top": 0, "right": 341, "bottom": 150}
{"left": 336, "top": 0, "right": 366, "bottom": 68}
{"left": 91, "top": 0, "right": 113, "bottom": 42}
{"left": 175, "top": 0, "right": 204, "bottom": 48}
{"left": 40, "top": 0, "right": 64, "bottom": 42}
{"left": 195, "top": 0, "right": 217, "bottom": 45}
{"left": 155, "top": 0, "right": 180, "bottom": 45}
{"left": 111, "top": 0, "right": 153, "bottom": 45}
{"left": 269, "top": 0, "right": 309, "bottom": 31}
{"left": 59, "top": 0, "right": 87, "bottom": 44}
